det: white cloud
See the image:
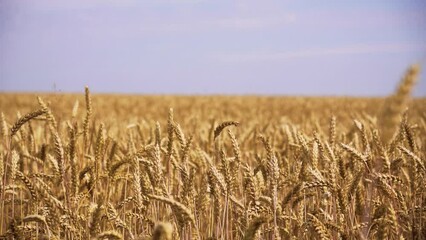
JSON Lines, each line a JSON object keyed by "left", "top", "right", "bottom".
{"left": 214, "top": 43, "right": 426, "bottom": 63}
{"left": 136, "top": 15, "right": 296, "bottom": 34}
{"left": 155, "top": 0, "right": 208, "bottom": 3}
{"left": 212, "top": 15, "right": 296, "bottom": 29}
{"left": 95, "top": 14, "right": 297, "bottom": 37}
{"left": 22, "top": 0, "right": 138, "bottom": 11}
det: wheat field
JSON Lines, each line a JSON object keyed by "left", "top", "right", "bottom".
{"left": 0, "top": 66, "right": 425, "bottom": 240}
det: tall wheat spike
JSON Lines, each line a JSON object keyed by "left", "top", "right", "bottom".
{"left": 379, "top": 64, "right": 420, "bottom": 142}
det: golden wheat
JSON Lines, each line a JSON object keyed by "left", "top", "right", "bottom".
{"left": 0, "top": 64, "right": 425, "bottom": 239}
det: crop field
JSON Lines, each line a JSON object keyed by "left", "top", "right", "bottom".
{"left": 0, "top": 66, "right": 425, "bottom": 239}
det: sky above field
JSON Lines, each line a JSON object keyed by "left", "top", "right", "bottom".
{"left": 1, "top": 0, "right": 426, "bottom": 96}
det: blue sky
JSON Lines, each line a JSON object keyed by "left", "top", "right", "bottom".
{"left": 0, "top": 0, "right": 425, "bottom": 96}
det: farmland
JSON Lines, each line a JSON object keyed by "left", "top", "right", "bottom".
{"left": 0, "top": 67, "right": 425, "bottom": 239}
